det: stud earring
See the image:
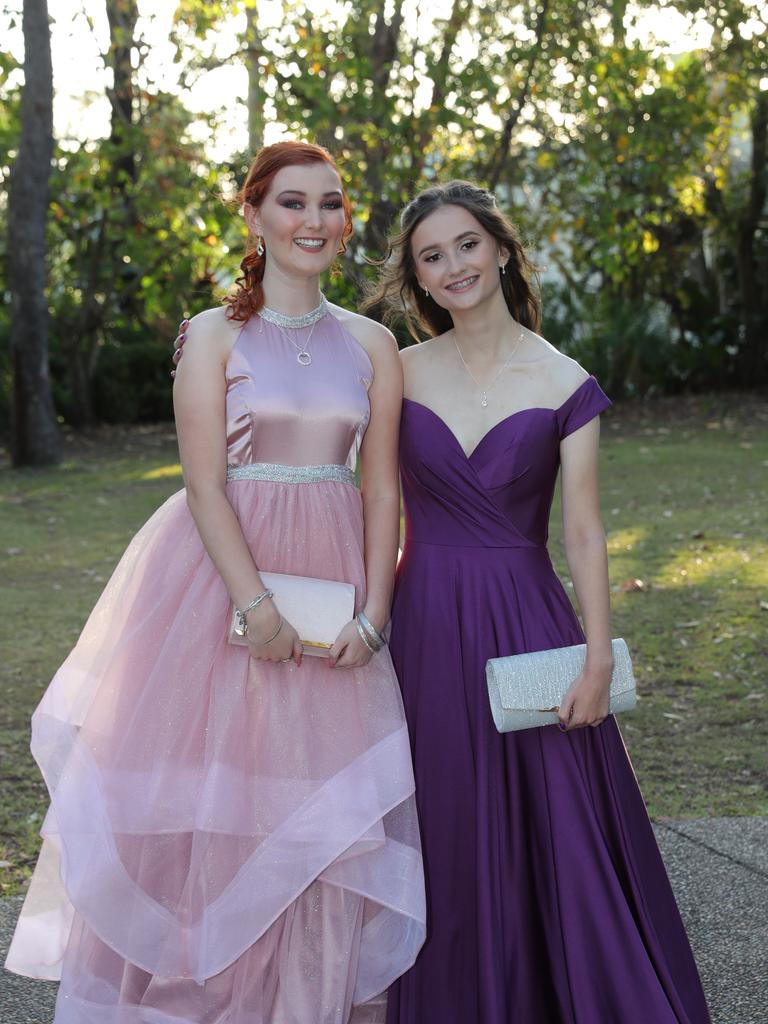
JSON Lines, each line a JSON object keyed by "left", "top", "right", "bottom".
{"left": 256, "top": 237, "right": 265, "bottom": 257}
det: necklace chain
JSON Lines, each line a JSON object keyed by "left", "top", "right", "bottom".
{"left": 275, "top": 319, "right": 319, "bottom": 366}
{"left": 259, "top": 294, "right": 329, "bottom": 366}
{"left": 452, "top": 328, "right": 525, "bottom": 408}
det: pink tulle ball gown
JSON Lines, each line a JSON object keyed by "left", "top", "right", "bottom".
{"left": 5, "top": 310, "right": 426, "bottom": 1024}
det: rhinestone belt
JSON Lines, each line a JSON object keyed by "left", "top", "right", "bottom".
{"left": 226, "top": 462, "right": 356, "bottom": 486}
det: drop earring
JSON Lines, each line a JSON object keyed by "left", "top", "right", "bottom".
{"left": 256, "top": 237, "right": 265, "bottom": 257}
{"left": 500, "top": 263, "right": 506, "bottom": 275}
{"left": 424, "top": 287, "right": 429, "bottom": 296}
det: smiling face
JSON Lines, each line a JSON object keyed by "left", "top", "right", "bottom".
{"left": 411, "top": 204, "right": 508, "bottom": 314}
{"left": 246, "top": 161, "right": 348, "bottom": 278}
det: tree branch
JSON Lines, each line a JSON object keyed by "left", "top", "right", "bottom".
{"left": 485, "top": 0, "right": 550, "bottom": 190}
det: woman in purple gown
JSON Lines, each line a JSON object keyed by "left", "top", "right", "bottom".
{"left": 365, "top": 181, "right": 711, "bottom": 1023}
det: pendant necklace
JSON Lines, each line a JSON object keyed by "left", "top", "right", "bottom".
{"left": 259, "top": 294, "right": 329, "bottom": 366}
{"left": 452, "top": 327, "right": 525, "bottom": 407}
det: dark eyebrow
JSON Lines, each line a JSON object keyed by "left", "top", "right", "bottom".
{"left": 417, "top": 230, "right": 480, "bottom": 258}
{"left": 276, "top": 189, "right": 343, "bottom": 198}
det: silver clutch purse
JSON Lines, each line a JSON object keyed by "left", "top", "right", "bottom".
{"left": 228, "top": 571, "right": 356, "bottom": 657}
{"left": 485, "top": 638, "right": 636, "bottom": 732}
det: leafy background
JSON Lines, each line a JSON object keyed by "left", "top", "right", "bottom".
{"left": 0, "top": 0, "right": 766, "bottom": 431}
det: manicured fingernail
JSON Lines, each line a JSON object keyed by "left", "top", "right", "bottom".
{"left": 558, "top": 723, "right": 567, "bottom": 732}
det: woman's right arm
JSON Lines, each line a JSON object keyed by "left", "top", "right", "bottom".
{"left": 173, "top": 312, "right": 301, "bottom": 663}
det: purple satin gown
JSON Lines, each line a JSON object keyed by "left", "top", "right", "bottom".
{"left": 386, "top": 378, "right": 711, "bottom": 1024}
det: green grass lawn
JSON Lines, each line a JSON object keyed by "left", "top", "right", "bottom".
{"left": 1, "top": 396, "right": 766, "bottom": 896}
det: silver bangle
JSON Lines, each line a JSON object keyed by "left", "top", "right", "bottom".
{"left": 252, "top": 615, "right": 284, "bottom": 647}
{"left": 233, "top": 588, "right": 274, "bottom": 637}
{"left": 356, "top": 611, "right": 385, "bottom": 651}
{"left": 354, "top": 618, "right": 378, "bottom": 654}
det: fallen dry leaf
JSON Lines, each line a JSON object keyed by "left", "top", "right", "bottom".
{"left": 620, "top": 578, "right": 647, "bottom": 592}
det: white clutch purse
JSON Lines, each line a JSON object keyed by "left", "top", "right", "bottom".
{"left": 228, "top": 572, "right": 356, "bottom": 657}
{"left": 486, "top": 638, "right": 636, "bottom": 732}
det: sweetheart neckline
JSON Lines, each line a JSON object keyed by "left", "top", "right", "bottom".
{"left": 402, "top": 377, "right": 595, "bottom": 460}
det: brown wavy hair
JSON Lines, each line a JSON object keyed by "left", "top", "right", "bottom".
{"left": 224, "top": 141, "right": 354, "bottom": 323}
{"left": 362, "top": 180, "right": 541, "bottom": 341}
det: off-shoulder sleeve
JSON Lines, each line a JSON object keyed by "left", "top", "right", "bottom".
{"left": 556, "top": 376, "right": 612, "bottom": 439}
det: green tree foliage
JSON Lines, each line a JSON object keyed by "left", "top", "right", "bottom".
{"left": 0, "top": 0, "right": 765, "bottom": 430}
{"left": 47, "top": 93, "right": 244, "bottom": 424}
{"left": 521, "top": 1, "right": 766, "bottom": 392}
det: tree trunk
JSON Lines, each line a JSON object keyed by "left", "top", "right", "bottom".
{"left": 410, "top": 0, "right": 472, "bottom": 180}
{"left": 360, "top": 0, "right": 404, "bottom": 257}
{"left": 611, "top": 0, "right": 627, "bottom": 47}
{"left": 68, "top": 350, "right": 95, "bottom": 427}
{"left": 736, "top": 91, "right": 767, "bottom": 387}
{"left": 485, "top": 0, "right": 550, "bottom": 190}
{"left": 8, "top": 0, "right": 60, "bottom": 466}
{"left": 106, "top": 0, "right": 139, "bottom": 189}
{"left": 244, "top": 0, "right": 264, "bottom": 153}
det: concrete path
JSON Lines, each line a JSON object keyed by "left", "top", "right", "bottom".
{"left": 1, "top": 817, "right": 766, "bottom": 1023}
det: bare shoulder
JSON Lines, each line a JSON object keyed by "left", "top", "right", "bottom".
{"left": 399, "top": 331, "right": 444, "bottom": 368}
{"left": 328, "top": 302, "right": 399, "bottom": 362}
{"left": 182, "top": 306, "right": 242, "bottom": 363}
{"left": 175, "top": 306, "right": 243, "bottom": 385}
{"left": 186, "top": 305, "right": 242, "bottom": 345}
{"left": 523, "top": 330, "right": 590, "bottom": 404}
{"left": 400, "top": 332, "right": 454, "bottom": 398}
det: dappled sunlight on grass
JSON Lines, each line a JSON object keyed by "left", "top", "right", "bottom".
{"left": 139, "top": 463, "right": 183, "bottom": 481}
{"left": 606, "top": 526, "right": 649, "bottom": 554}
{"left": 656, "top": 540, "right": 767, "bottom": 589}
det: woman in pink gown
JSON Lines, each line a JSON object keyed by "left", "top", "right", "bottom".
{"left": 5, "top": 141, "right": 425, "bottom": 1023}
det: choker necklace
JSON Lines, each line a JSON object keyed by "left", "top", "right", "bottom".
{"left": 453, "top": 327, "right": 525, "bottom": 407}
{"left": 259, "top": 296, "right": 329, "bottom": 329}
{"left": 259, "top": 295, "right": 329, "bottom": 366}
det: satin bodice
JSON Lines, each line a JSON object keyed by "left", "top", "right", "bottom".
{"left": 399, "top": 377, "right": 612, "bottom": 549}
{"left": 225, "top": 313, "right": 373, "bottom": 469}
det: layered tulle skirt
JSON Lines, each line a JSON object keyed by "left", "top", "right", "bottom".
{"left": 6, "top": 475, "right": 425, "bottom": 1023}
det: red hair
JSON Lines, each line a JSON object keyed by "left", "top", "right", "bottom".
{"left": 224, "top": 141, "right": 353, "bottom": 323}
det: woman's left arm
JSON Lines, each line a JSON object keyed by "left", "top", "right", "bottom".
{"left": 329, "top": 322, "right": 403, "bottom": 668}
{"left": 558, "top": 417, "right": 614, "bottom": 730}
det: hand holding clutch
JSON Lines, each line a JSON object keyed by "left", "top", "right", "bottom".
{"left": 557, "top": 661, "right": 613, "bottom": 730}
{"left": 328, "top": 618, "right": 375, "bottom": 669}
{"left": 242, "top": 606, "right": 302, "bottom": 664}
{"left": 228, "top": 571, "right": 357, "bottom": 658}
{"left": 486, "top": 638, "right": 636, "bottom": 732}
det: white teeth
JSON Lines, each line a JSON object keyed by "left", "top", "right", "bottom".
{"left": 447, "top": 276, "right": 478, "bottom": 290}
{"left": 295, "top": 238, "right": 325, "bottom": 248}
